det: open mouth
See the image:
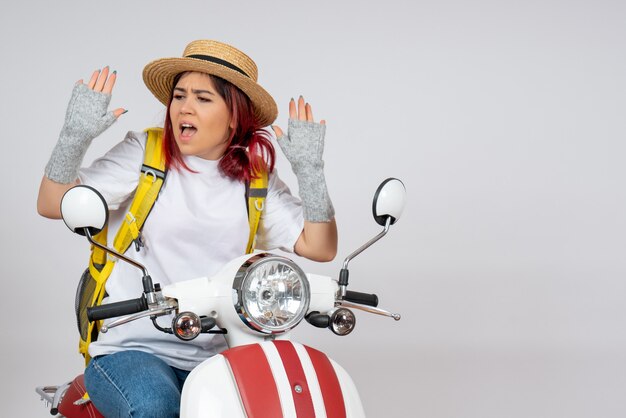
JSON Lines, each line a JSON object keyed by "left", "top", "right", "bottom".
{"left": 180, "top": 123, "right": 197, "bottom": 139}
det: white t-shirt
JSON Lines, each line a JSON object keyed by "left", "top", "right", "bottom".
{"left": 78, "top": 131, "right": 304, "bottom": 370}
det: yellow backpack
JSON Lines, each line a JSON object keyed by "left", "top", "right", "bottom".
{"left": 75, "top": 127, "right": 268, "bottom": 364}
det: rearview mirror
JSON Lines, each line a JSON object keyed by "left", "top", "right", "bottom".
{"left": 372, "top": 178, "right": 406, "bottom": 226}
{"left": 60, "top": 185, "right": 109, "bottom": 236}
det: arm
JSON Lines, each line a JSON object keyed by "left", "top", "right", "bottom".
{"left": 37, "top": 67, "right": 125, "bottom": 219}
{"left": 295, "top": 219, "right": 338, "bottom": 262}
{"left": 273, "top": 96, "right": 337, "bottom": 262}
{"left": 37, "top": 176, "right": 79, "bottom": 219}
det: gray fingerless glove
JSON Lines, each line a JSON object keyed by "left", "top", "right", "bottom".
{"left": 44, "top": 83, "right": 117, "bottom": 183}
{"left": 277, "top": 119, "right": 335, "bottom": 222}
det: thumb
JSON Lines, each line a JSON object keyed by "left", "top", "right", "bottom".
{"left": 271, "top": 125, "right": 284, "bottom": 138}
{"left": 113, "top": 108, "right": 128, "bottom": 119}
{"left": 101, "top": 110, "right": 119, "bottom": 130}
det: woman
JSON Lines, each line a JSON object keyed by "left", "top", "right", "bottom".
{"left": 37, "top": 40, "right": 337, "bottom": 417}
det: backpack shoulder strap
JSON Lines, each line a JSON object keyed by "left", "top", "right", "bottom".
{"left": 80, "top": 128, "right": 166, "bottom": 365}
{"left": 245, "top": 168, "right": 268, "bottom": 254}
{"left": 113, "top": 127, "right": 167, "bottom": 253}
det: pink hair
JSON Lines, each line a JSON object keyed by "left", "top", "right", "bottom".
{"left": 162, "top": 74, "right": 275, "bottom": 182}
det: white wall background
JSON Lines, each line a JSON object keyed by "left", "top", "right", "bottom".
{"left": 1, "top": 0, "right": 625, "bottom": 417}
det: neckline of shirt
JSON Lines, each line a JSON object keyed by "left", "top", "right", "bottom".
{"left": 183, "top": 154, "right": 222, "bottom": 173}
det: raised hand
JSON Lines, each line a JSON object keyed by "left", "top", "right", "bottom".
{"left": 271, "top": 95, "right": 324, "bottom": 138}
{"left": 44, "top": 67, "right": 126, "bottom": 184}
{"left": 78, "top": 67, "right": 126, "bottom": 117}
{"left": 272, "top": 96, "right": 334, "bottom": 223}
{"left": 63, "top": 67, "right": 126, "bottom": 139}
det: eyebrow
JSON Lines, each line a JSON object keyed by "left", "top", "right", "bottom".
{"left": 173, "top": 87, "right": 216, "bottom": 96}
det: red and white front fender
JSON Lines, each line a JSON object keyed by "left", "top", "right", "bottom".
{"left": 181, "top": 341, "right": 365, "bottom": 418}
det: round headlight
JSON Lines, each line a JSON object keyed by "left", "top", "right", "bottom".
{"left": 233, "top": 254, "right": 310, "bottom": 334}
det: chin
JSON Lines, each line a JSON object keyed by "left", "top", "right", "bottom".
{"left": 175, "top": 143, "right": 194, "bottom": 156}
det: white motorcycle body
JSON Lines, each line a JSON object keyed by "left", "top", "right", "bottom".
{"left": 161, "top": 253, "right": 365, "bottom": 417}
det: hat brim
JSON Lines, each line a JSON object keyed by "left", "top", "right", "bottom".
{"left": 143, "top": 57, "right": 278, "bottom": 127}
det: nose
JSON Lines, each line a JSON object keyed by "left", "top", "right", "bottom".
{"left": 179, "top": 98, "right": 194, "bottom": 115}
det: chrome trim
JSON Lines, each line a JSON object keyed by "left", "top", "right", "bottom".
{"left": 340, "top": 217, "right": 391, "bottom": 297}
{"left": 172, "top": 311, "right": 202, "bottom": 341}
{"left": 337, "top": 300, "right": 401, "bottom": 321}
{"left": 85, "top": 229, "right": 148, "bottom": 277}
{"left": 232, "top": 253, "right": 310, "bottom": 334}
{"left": 100, "top": 298, "right": 178, "bottom": 333}
{"left": 330, "top": 307, "right": 356, "bottom": 336}
{"left": 342, "top": 216, "right": 391, "bottom": 270}
{"left": 36, "top": 383, "right": 70, "bottom": 414}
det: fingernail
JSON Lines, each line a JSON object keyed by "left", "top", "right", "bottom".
{"left": 122, "top": 109, "right": 128, "bottom": 114}
{"left": 112, "top": 70, "right": 117, "bottom": 75}
{"left": 290, "top": 97, "right": 295, "bottom": 102}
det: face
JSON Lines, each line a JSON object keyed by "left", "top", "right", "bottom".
{"left": 169, "top": 72, "right": 233, "bottom": 160}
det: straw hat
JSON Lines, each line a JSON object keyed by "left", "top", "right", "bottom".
{"left": 143, "top": 40, "right": 277, "bottom": 127}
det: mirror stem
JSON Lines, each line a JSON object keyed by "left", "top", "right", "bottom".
{"left": 339, "top": 217, "right": 391, "bottom": 298}
{"left": 84, "top": 228, "right": 154, "bottom": 294}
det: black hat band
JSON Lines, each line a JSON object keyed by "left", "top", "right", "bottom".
{"left": 187, "top": 54, "right": 249, "bottom": 78}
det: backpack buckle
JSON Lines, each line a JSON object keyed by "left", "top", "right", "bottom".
{"left": 125, "top": 212, "right": 144, "bottom": 252}
{"left": 133, "top": 233, "right": 145, "bottom": 252}
{"left": 144, "top": 169, "right": 158, "bottom": 183}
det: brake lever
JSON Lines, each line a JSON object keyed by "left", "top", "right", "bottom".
{"left": 101, "top": 298, "right": 178, "bottom": 333}
{"left": 337, "top": 300, "right": 401, "bottom": 321}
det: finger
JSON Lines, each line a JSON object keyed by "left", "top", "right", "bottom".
{"left": 305, "top": 103, "right": 314, "bottom": 122}
{"left": 271, "top": 125, "right": 284, "bottom": 137}
{"left": 75, "top": 79, "right": 84, "bottom": 85}
{"left": 298, "top": 96, "right": 306, "bottom": 121}
{"left": 102, "top": 70, "right": 117, "bottom": 94}
{"left": 320, "top": 119, "right": 326, "bottom": 125}
{"left": 94, "top": 66, "right": 109, "bottom": 92}
{"left": 87, "top": 70, "right": 100, "bottom": 89}
{"left": 112, "top": 108, "right": 127, "bottom": 118}
{"left": 289, "top": 98, "right": 296, "bottom": 119}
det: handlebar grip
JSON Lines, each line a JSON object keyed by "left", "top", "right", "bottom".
{"left": 87, "top": 297, "right": 148, "bottom": 322}
{"left": 344, "top": 290, "right": 379, "bottom": 307}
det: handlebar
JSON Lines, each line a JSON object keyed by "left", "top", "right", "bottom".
{"left": 343, "top": 290, "right": 378, "bottom": 307}
{"left": 87, "top": 296, "right": 148, "bottom": 322}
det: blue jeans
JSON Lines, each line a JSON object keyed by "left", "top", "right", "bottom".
{"left": 84, "top": 350, "right": 190, "bottom": 418}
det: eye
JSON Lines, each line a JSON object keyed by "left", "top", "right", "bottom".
{"left": 198, "top": 96, "right": 212, "bottom": 103}
{"left": 173, "top": 94, "right": 185, "bottom": 100}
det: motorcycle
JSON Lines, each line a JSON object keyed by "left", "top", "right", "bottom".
{"left": 37, "top": 178, "right": 406, "bottom": 417}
